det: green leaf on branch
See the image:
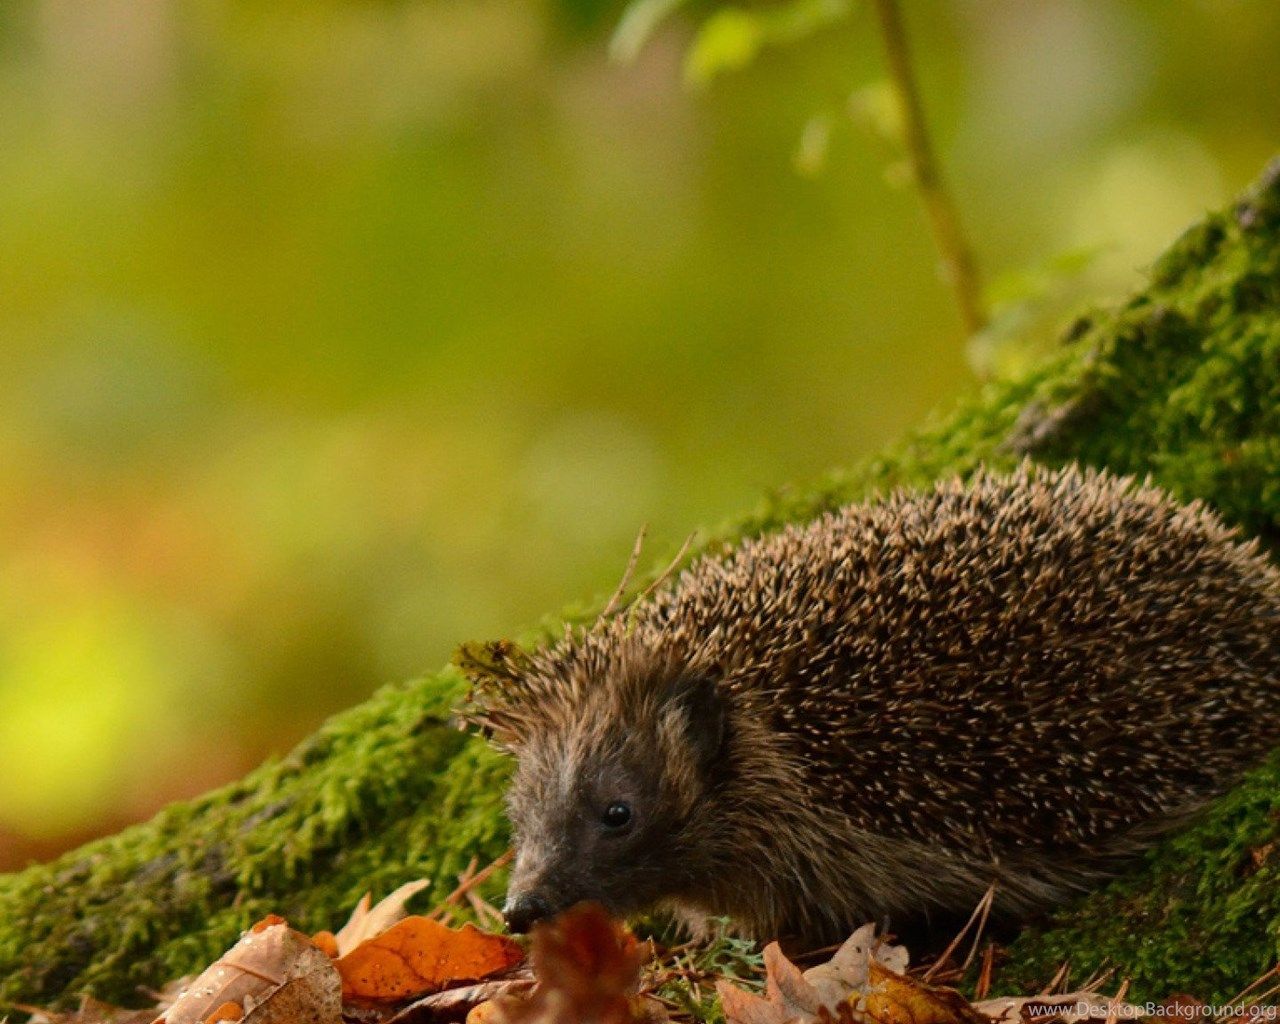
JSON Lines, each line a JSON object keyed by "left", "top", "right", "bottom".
{"left": 682, "top": 0, "right": 852, "bottom": 87}
{"left": 684, "top": 8, "right": 766, "bottom": 85}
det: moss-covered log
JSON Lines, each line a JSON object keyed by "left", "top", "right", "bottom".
{"left": 3, "top": 159, "right": 1280, "bottom": 1008}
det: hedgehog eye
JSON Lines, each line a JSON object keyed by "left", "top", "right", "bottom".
{"left": 601, "top": 802, "right": 632, "bottom": 829}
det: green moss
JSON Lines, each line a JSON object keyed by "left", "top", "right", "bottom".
{"left": 3, "top": 158, "right": 1279, "bottom": 1008}
{"left": 0, "top": 671, "right": 512, "bottom": 1006}
{"left": 999, "top": 754, "right": 1280, "bottom": 1001}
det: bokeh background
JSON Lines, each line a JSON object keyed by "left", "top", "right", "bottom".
{"left": 1, "top": 0, "right": 1277, "bottom": 871}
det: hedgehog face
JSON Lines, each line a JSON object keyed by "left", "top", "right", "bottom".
{"left": 501, "top": 670, "right": 728, "bottom": 933}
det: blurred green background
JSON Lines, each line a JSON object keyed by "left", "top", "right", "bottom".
{"left": 0, "top": 0, "right": 1277, "bottom": 871}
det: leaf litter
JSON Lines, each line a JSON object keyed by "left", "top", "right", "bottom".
{"left": 15, "top": 862, "right": 1275, "bottom": 1024}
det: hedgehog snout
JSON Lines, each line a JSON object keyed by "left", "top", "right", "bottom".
{"left": 503, "top": 889, "right": 554, "bottom": 933}
{"left": 503, "top": 841, "right": 566, "bottom": 932}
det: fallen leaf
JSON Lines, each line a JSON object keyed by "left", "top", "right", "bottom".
{"left": 761, "top": 942, "right": 823, "bottom": 1019}
{"left": 385, "top": 977, "right": 535, "bottom": 1023}
{"left": 336, "top": 917, "right": 524, "bottom": 1002}
{"left": 466, "top": 1002, "right": 505, "bottom": 1024}
{"left": 477, "top": 903, "right": 658, "bottom": 1024}
{"left": 864, "top": 962, "right": 988, "bottom": 1024}
{"left": 17, "top": 999, "right": 161, "bottom": 1024}
{"left": 721, "top": 921, "right": 911, "bottom": 1024}
{"left": 715, "top": 924, "right": 986, "bottom": 1024}
{"left": 804, "top": 923, "right": 905, "bottom": 1007}
{"left": 713, "top": 985, "right": 779, "bottom": 1024}
{"left": 159, "top": 921, "right": 341, "bottom": 1024}
{"left": 313, "top": 931, "right": 340, "bottom": 959}
{"left": 331, "top": 881, "right": 434, "bottom": 957}
{"left": 975, "top": 991, "right": 1148, "bottom": 1024}
{"left": 242, "top": 973, "right": 344, "bottom": 1024}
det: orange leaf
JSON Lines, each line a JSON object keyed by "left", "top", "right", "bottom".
{"left": 864, "top": 962, "right": 984, "bottom": 1024}
{"left": 202, "top": 1003, "right": 243, "bottom": 1023}
{"left": 312, "top": 931, "right": 339, "bottom": 959}
{"left": 481, "top": 903, "right": 652, "bottom": 1024}
{"left": 333, "top": 880, "right": 432, "bottom": 956}
{"left": 335, "top": 916, "right": 524, "bottom": 1001}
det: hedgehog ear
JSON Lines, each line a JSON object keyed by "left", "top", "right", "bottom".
{"left": 665, "top": 674, "right": 727, "bottom": 769}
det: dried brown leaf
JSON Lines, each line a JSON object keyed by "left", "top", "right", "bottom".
{"left": 712, "top": 980, "right": 794, "bottom": 1024}
{"left": 385, "top": 978, "right": 535, "bottom": 1023}
{"left": 158, "top": 920, "right": 340, "bottom": 1024}
{"left": 766, "top": 942, "right": 826, "bottom": 1019}
{"left": 17, "top": 999, "right": 161, "bottom": 1024}
{"left": 806, "top": 925, "right": 906, "bottom": 1007}
{"left": 717, "top": 924, "right": 988, "bottom": 1024}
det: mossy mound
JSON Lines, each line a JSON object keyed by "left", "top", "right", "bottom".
{"left": 2, "top": 159, "right": 1279, "bottom": 1007}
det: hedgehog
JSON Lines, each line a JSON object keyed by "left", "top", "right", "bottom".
{"left": 465, "top": 464, "right": 1280, "bottom": 945}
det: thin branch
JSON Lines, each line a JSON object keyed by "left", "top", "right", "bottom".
{"left": 1078, "top": 962, "right": 1118, "bottom": 994}
{"left": 1248, "top": 980, "right": 1280, "bottom": 1010}
{"left": 466, "top": 888, "right": 507, "bottom": 928}
{"left": 922, "top": 881, "right": 996, "bottom": 982}
{"left": 868, "top": 0, "right": 987, "bottom": 336}
{"left": 959, "top": 881, "right": 996, "bottom": 974}
{"left": 1103, "top": 979, "right": 1132, "bottom": 1024}
{"left": 1038, "top": 959, "right": 1071, "bottom": 997}
{"left": 598, "top": 524, "right": 649, "bottom": 624}
{"left": 635, "top": 531, "right": 697, "bottom": 605}
{"left": 974, "top": 942, "right": 996, "bottom": 1000}
{"left": 429, "top": 849, "right": 514, "bottom": 922}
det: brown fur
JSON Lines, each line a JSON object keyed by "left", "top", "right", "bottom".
{"left": 467, "top": 465, "right": 1280, "bottom": 943}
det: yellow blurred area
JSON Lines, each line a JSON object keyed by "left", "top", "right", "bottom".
{"left": 1, "top": 0, "right": 1278, "bottom": 868}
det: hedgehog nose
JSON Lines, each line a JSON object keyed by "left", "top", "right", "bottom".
{"left": 503, "top": 892, "right": 553, "bottom": 934}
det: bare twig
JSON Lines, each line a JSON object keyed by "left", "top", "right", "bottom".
{"left": 1103, "top": 978, "right": 1131, "bottom": 1024}
{"left": 959, "top": 883, "right": 996, "bottom": 974}
{"left": 635, "top": 531, "right": 697, "bottom": 605}
{"left": 466, "top": 888, "right": 507, "bottom": 929}
{"left": 868, "top": 0, "right": 986, "bottom": 337}
{"left": 923, "top": 881, "right": 996, "bottom": 981}
{"left": 598, "top": 524, "right": 649, "bottom": 624}
{"left": 429, "top": 849, "right": 515, "bottom": 922}
{"left": 974, "top": 942, "right": 996, "bottom": 1000}
{"left": 1078, "top": 962, "right": 1117, "bottom": 994}
{"left": 1038, "top": 960, "right": 1071, "bottom": 997}
{"left": 1244, "top": 977, "right": 1280, "bottom": 1011}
